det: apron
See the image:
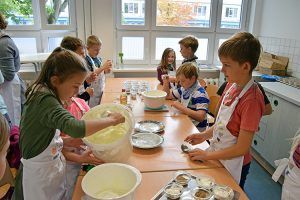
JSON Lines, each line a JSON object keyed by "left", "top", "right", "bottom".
{"left": 272, "top": 152, "right": 300, "bottom": 199}
{"left": 21, "top": 130, "right": 66, "bottom": 200}
{"left": 86, "top": 55, "right": 105, "bottom": 108}
{"left": 209, "top": 78, "right": 254, "bottom": 183}
{"left": 65, "top": 97, "right": 87, "bottom": 200}
{"left": 0, "top": 33, "right": 22, "bottom": 126}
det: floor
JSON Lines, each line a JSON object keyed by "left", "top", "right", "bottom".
{"left": 244, "top": 159, "right": 282, "bottom": 200}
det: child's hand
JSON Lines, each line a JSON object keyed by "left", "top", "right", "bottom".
{"left": 185, "top": 133, "right": 207, "bottom": 145}
{"left": 80, "top": 149, "right": 105, "bottom": 165}
{"left": 107, "top": 112, "right": 125, "bottom": 126}
{"left": 188, "top": 148, "right": 208, "bottom": 161}
{"left": 171, "top": 101, "right": 184, "bottom": 111}
{"left": 86, "top": 72, "right": 97, "bottom": 83}
{"left": 86, "top": 87, "right": 94, "bottom": 97}
{"left": 102, "top": 60, "right": 113, "bottom": 71}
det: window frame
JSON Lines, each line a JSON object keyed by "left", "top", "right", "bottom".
{"left": 116, "top": 31, "right": 150, "bottom": 65}
{"left": 216, "top": 0, "right": 249, "bottom": 33}
{"left": 6, "top": 31, "right": 42, "bottom": 53}
{"left": 41, "top": 30, "right": 76, "bottom": 52}
{"left": 39, "top": 0, "right": 76, "bottom": 31}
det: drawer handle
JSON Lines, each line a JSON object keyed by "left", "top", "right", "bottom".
{"left": 274, "top": 100, "right": 278, "bottom": 106}
{"left": 254, "top": 140, "right": 258, "bottom": 145}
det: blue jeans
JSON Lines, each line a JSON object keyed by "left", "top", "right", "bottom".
{"left": 239, "top": 162, "right": 251, "bottom": 190}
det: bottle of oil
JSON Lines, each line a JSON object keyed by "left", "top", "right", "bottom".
{"left": 120, "top": 89, "right": 127, "bottom": 105}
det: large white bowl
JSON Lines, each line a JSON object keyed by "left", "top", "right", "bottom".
{"left": 82, "top": 163, "right": 142, "bottom": 200}
{"left": 142, "top": 90, "right": 167, "bottom": 109}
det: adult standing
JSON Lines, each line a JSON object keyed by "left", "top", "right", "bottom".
{"left": 0, "top": 12, "right": 22, "bottom": 126}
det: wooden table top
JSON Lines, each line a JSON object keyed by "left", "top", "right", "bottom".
{"left": 72, "top": 168, "right": 248, "bottom": 200}
{"left": 127, "top": 115, "right": 222, "bottom": 172}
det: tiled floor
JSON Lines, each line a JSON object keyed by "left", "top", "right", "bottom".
{"left": 244, "top": 159, "right": 282, "bottom": 200}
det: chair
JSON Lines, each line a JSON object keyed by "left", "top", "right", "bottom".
{"left": 208, "top": 95, "right": 220, "bottom": 118}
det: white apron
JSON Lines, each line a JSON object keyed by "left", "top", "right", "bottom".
{"left": 87, "top": 55, "right": 105, "bottom": 108}
{"left": 0, "top": 73, "right": 21, "bottom": 126}
{"left": 209, "top": 78, "right": 254, "bottom": 183}
{"left": 65, "top": 97, "right": 87, "bottom": 200}
{"left": 21, "top": 130, "right": 67, "bottom": 200}
{"left": 272, "top": 151, "right": 300, "bottom": 199}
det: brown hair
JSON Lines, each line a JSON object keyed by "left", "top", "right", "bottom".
{"left": 176, "top": 62, "right": 198, "bottom": 79}
{"left": 0, "top": 114, "right": 9, "bottom": 152}
{"left": 179, "top": 35, "right": 199, "bottom": 53}
{"left": 86, "top": 35, "right": 102, "bottom": 47}
{"left": 25, "top": 47, "right": 88, "bottom": 104}
{"left": 218, "top": 32, "right": 262, "bottom": 72}
{"left": 0, "top": 12, "right": 8, "bottom": 30}
{"left": 159, "top": 48, "right": 176, "bottom": 73}
{"left": 60, "top": 36, "right": 84, "bottom": 52}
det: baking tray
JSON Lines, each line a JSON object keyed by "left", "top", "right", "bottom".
{"left": 151, "top": 175, "right": 240, "bottom": 200}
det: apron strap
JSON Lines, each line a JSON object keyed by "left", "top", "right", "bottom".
{"left": 272, "top": 158, "right": 289, "bottom": 182}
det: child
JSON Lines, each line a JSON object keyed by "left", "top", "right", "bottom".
{"left": 162, "top": 62, "right": 209, "bottom": 132}
{"left": 157, "top": 48, "right": 177, "bottom": 86}
{"left": 12, "top": 47, "right": 124, "bottom": 200}
{"left": 85, "top": 35, "right": 112, "bottom": 108}
{"left": 62, "top": 96, "right": 104, "bottom": 199}
{"left": 179, "top": 35, "right": 199, "bottom": 64}
{"left": 0, "top": 113, "right": 10, "bottom": 180}
{"left": 185, "top": 32, "right": 265, "bottom": 189}
{"left": 272, "top": 129, "right": 300, "bottom": 200}
{"left": 60, "top": 36, "right": 95, "bottom": 101}
{"left": 0, "top": 70, "right": 11, "bottom": 127}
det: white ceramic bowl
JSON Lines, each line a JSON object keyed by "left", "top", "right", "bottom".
{"left": 142, "top": 90, "right": 167, "bottom": 109}
{"left": 82, "top": 163, "right": 142, "bottom": 200}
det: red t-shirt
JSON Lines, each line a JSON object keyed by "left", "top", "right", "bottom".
{"left": 221, "top": 83, "right": 265, "bottom": 165}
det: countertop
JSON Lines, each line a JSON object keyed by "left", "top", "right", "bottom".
{"left": 260, "top": 82, "right": 300, "bottom": 106}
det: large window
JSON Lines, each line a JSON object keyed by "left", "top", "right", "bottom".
{"left": 0, "top": 0, "right": 76, "bottom": 53}
{"left": 115, "top": 0, "right": 249, "bottom": 67}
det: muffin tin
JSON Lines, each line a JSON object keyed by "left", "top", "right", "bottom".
{"left": 151, "top": 172, "right": 239, "bottom": 200}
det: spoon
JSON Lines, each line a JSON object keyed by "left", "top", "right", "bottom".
{"left": 181, "top": 141, "right": 193, "bottom": 153}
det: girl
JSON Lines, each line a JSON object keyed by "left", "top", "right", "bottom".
{"left": 0, "top": 113, "right": 10, "bottom": 180}
{"left": 12, "top": 47, "right": 124, "bottom": 200}
{"left": 157, "top": 48, "right": 176, "bottom": 86}
{"left": 273, "top": 129, "right": 300, "bottom": 200}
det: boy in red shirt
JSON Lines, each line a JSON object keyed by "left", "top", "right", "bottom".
{"left": 185, "top": 32, "right": 265, "bottom": 189}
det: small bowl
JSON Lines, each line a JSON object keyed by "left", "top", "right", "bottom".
{"left": 196, "top": 175, "right": 215, "bottom": 190}
{"left": 174, "top": 171, "right": 191, "bottom": 186}
{"left": 191, "top": 187, "right": 213, "bottom": 200}
{"left": 213, "top": 185, "right": 234, "bottom": 200}
{"left": 164, "top": 183, "right": 184, "bottom": 199}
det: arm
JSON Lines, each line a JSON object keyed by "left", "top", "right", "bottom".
{"left": 264, "top": 103, "right": 272, "bottom": 116}
{"left": 257, "top": 82, "right": 272, "bottom": 116}
{"left": 188, "top": 129, "right": 254, "bottom": 161}
{"left": 171, "top": 101, "right": 206, "bottom": 122}
{"left": 185, "top": 125, "right": 214, "bottom": 144}
{"left": 162, "top": 76, "right": 174, "bottom": 100}
{"left": 0, "top": 38, "right": 17, "bottom": 81}
{"left": 94, "top": 60, "right": 112, "bottom": 75}
{"left": 157, "top": 67, "right": 163, "bottom": 85}
{"left": 62, "top": 148, "right": 104, "bottom": 165}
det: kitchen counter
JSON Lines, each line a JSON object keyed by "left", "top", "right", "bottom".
{"left": 260, "top": 82, "right": 300, "bottom": 107}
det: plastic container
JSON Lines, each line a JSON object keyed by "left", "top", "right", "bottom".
{"left": 82, "top": 103, "right": 134, "bottom": 163}
{"left": 163, "top": 183, "right": 183, "bottom": 199}
{"left": 82, "top": 163, "right": 142, "bottom": 200}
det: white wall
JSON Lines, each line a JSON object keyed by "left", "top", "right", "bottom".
{"left": 90, "top": 0, "right": 115, "bottom": 61}
{"left": 259, "top": 0, "right": 300, "bottom": 40}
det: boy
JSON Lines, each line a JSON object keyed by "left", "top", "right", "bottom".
{"left": 85, "top": 35, "right": 112, "bottom": 107}
{"left": 60, "top": 36, "right": 94, "bottom": 101}
{"left": 179, "top": 35, "right": 199, "bottom": 64}
{"left": 185, "top": 32, "right": 265, "bottom": 189}
{"left": 162, "top": 62, "right": 209, "bottom": 132}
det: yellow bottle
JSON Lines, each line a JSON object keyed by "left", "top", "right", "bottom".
{"left": 120, "top": 89, "right": 127, "bottom": 105}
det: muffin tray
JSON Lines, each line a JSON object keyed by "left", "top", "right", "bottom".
{"left": 151, "top": 175, "right": 240, "bottom": 200}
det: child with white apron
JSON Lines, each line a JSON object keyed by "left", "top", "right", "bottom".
{"left": 272, "top": 129, "right": 300, "bottom": 200}
{"left": 209, "top": 79, "right": 254, "bottom": 183}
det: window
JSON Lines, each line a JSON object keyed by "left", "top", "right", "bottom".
{"left": 0, "top": 0, "right": 77, "bottom": 53}
{"left": 115, "top": 0, "right": 249, "bottom": 67}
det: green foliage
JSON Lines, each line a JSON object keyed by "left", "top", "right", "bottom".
{"left": 0, "top": 0, "right": 32, "bottom": 24}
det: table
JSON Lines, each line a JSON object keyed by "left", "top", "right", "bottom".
{"left": 72, "top": 168, "right": 248, "bottom": 200}
{"left": 20, "top": 53, "right": 50, "bottom": 74}
{"left": 128, "top": 116, "right": 222, "bottom": 172}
